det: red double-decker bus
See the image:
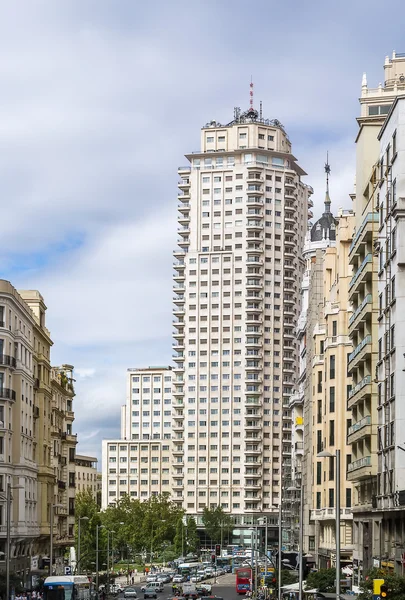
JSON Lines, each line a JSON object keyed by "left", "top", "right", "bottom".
{"left": 236, "top": 567, "right": 252, "bottom": 594}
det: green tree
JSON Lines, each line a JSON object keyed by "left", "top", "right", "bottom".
{"left": 185, "top": 517, "right": 199, "bottom": 554}
{"left": 358, "top": 568, "right": 405, "bottom": 600}
{"left": 266, "top": 570, "right": 297, "bottom": 589}
{"left": 202, "top": 506, "right": 233, "bottom": 544}
{"left": 0, "top": 573, "right": 25, "bottom": 598}
{"left": 174, "top": 518, "right": 185, "bottom": 556}
{"left": 305, "top": 568, "right": 336, "bottom": 592}
{"left": 75, "top": 489, "right": 103, "bottom": 573}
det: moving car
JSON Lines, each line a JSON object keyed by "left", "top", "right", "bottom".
{"left": 141, "top": 582, "right": 164, "bottom": 593}
{"left": 147, "top": 576, "right": 158, "bottom": 583}
{"left": 196, "top": 585, "right": 212, "bottom": 595}
{"left": 172, "top": 575, "right": 184, "bottom": 584}
{"left": 124, "top": 588, "right": 138, "bottom": 599}
{"left": 143, "top": 592, "right": 157, "bottom": 600}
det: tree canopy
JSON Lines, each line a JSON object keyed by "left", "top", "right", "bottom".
{"left": 201, "top": 506, "right": 233, "bottom": 544}
{"left": 74, "top": 491, "right": 184, "bottom": 571}
{"left": 358, "top": 568, "right": 405, "bottom": 600}
{"left": 305, "top": 568, "right": 336, "bottom": 592}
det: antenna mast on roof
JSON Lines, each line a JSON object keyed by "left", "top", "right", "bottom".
{"left": 250, "top": 78, "right": 254, "bottom": 110}
{"left": 259, "top": 101, "right": 262, "bottom": 119}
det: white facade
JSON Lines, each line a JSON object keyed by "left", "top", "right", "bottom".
{"left": 101, "top": 366, "right": 173, "bottom": 508}
{"left": 172, "top": 108, "right": 311, "bottom": 519}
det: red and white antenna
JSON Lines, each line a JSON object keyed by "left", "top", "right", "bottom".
{"left": 250, "top": 78, "right": 254, "bottom": 110}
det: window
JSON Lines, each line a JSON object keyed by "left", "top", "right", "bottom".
{"left": 346, "top": 488, "right": 351, "bottom": 508}
{"left": 368, "top": 105, "right": 391, "bottom": 116}
{"left": 329, "top": 420, "right": 335, "bottom": 446}
{"left": 332, "top": 320, "right": 337, "bottom": 337}
{"left": 329, "top": 387, "right": 335, "bottom": 413}
{"left": 316, "top": 493, "right": 321, "bottom": 510}
{"left": 330, "top": 355, "right": 336, "bottom": 379}
{"left": 328, "top": 488, "right": 334, "bottom": 508}
{"left": 207, "top": 136, "right": 214, "bottom": 142}
{"left": 316, "top": 461, "right": 321, "bottom": 485}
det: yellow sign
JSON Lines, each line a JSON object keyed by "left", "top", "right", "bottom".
{"left": 373, "top": 579, "right": 384, "bottom": 595}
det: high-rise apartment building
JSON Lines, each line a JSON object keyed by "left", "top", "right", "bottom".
{"left": 348, "top": 52, "right": 405, "bottom": 578}
{"left": 102, "top": 366, "right": 173, "bottom": 508}
{"left": 172, "top": 105, "right": 312, "bottom": 527}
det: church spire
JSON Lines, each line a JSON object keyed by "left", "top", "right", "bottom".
{"left": 324, "top": 152, "right": 331, "bottom": 214}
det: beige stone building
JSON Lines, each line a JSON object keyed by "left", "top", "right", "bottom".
{"left": 50, "top": 365, "right": 77, "bottom": 572}
{"left": 0, "top": 282, "right": 39, "bottom": 576}
{"left": 311, "top": 210, "right": 355, "bottom": 568}
{"left": 0, "top": 282, "right": 79, "bottom": 580}
{"left": 75, "top": 453, "right": 98, "bottom": 498}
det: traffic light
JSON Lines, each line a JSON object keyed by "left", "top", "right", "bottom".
{"left": 381, "top": 585, "right": 388, "bottom": 598}
{"left": 215, "top": 544, "right": 221, "bottom": 556}
{"left": 374, "top": 579, "right": 385, "bottom": 596}
{"left": 211, "top": 554, "right": 216, "bottom": 564}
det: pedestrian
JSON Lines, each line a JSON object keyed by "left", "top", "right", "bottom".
{"left": 131, "top": 578, "right": 134, "bottom": 585}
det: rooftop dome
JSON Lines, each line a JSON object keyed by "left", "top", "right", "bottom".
{"left": 310, "top": 155, "right": 338, "bottom": 242}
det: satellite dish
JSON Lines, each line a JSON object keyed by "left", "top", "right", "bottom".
{"left": 400, "top": 75, "right": 405, "bottom": 82}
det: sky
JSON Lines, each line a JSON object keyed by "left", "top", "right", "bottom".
{"left": 2, "top": 0, "right": 405, "bottom": 463}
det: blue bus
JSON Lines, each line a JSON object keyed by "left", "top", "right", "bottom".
{"left": 43, "top": 576, "right": 92, "bottom": 600}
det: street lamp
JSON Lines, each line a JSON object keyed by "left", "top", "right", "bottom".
{"left": 96, "top": 524, "right": 106, "bottom": 593}
{"left": 318, "top": 449, "right": 341, "bottom": 600}
{"left": 77, "top": 516, "right": 89, "bottom": 574}
{"left": 278, "top": 502, "right": 282, "bottom": 600}
{"left": 50, "top": 503, "right": 64, "bottom": 576}
{"left": 0, "top": 484, "right": 24, "bottom": 600}
{"left": 287, "top": 484, "right": 304, "bottom": 600}
{"left": 107, "top": 530, "right": 116, "bottom": 594}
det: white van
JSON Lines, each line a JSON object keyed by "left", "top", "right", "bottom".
{"left": 141, "top": 582, "right": 164, "bottom": 593}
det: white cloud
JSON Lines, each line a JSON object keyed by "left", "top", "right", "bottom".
{"left": 4, "top": 0, "right": 405, "bottom": 461}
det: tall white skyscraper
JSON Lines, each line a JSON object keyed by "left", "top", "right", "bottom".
{"left": 172, "top": 104, "right": 312, "bottom": 526}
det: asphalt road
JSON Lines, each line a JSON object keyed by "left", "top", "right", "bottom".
{"left": 117, "top": 574, "right": 239, "bottom": 600}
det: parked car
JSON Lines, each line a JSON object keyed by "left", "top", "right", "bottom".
{"left": 111, "top": 585, "right": 124, "bottom": 594}
{"left": 124, "top": 588, "right": 138, "bottom": 599}
{"left": 143, "top": 592, "right": 157, "bottom": 600}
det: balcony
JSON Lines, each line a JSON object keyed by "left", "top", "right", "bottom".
{"left": 348, "top": 335, "right": 372, "bottom": 370}
{"left": 0, "top": 388, "right": 16, "bottom": 401}
{"left": 349, "top": 212, "right": 379, "bottom": 257}
{"left": 347, "top": 455, "right": 375, "bottom": 481}
{"left": 294, "top": 442, "right": 304, "bottom": 455}
{"left": 0, "top": 355, "right": 16, "bottom": 369}
{"left": 58, "top": 480, "right": 66, "bottom": 490}
{"left": 33, "top": 405, "right": 40, "bottom": 418}
{"left": 349, "top": 254, "right": 373, "bottom": 295}
{"left": 247, "top": 220, "right": 264, "bottom": 231}
{"left": 244, "top": 411, "right": 262, "bottom": 419}
{"left": 178, "top": 166, "right": 191, "bottom": 175}
{"left": 347, "top": 415, "right": 372, "bottom": 444}
{"left": 347, "top": 374, "right": 372, "bottom": 409}
{"left": 246, "top": 197, "right": 264, "bottom": 206}
{"left": 349, "top": 294, "right": 373, "bottom": 329}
